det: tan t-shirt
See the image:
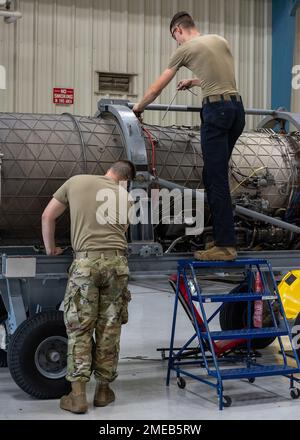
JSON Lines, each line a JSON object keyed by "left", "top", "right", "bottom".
{"left": 53, "top": 175, "right": 131, "bottom": 252}
{"left": 168, "top": 34, "right": 237, "bottom": 98}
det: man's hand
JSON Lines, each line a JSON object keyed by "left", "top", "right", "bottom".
{"left": 132, "top": 104, "right": 144, "bottom": 122}
{"left": 177, "top": 79, "right": 194, "bottom": 90}
{"left": 46, "top": 246, "right": 64, "bottom": 256}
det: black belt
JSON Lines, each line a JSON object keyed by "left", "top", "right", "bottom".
{"left": 202, "top": 93, "right": 241, "bottom": 105}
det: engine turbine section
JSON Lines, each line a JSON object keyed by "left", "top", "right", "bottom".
{"left": 0, "top": 110, "right": 299, "bottom": 251}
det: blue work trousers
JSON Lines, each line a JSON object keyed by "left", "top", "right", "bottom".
{"left": 200, "top": 97, "right": 245, "bottom": 246}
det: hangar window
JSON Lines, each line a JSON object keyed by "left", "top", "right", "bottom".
{"left": 96, "top": 72, "right": 136, "bottom": 95}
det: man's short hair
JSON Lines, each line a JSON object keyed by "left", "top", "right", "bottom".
{"left": 169, "top": 11, "right": 195, "bottom": 33}
{"left": 109, "top": 160, "right": 136, "bottom": 181}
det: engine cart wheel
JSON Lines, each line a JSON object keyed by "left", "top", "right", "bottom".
{"left": 290, "top": 388, "right": 300, "bottom": 399}
{"left": 177, "top": 377, "right": 186, "bottom": 389}
{"left": 223, "top": 395, "right": 232, "bottom": 407}
{"left": 248, "top": 377, "right": 255, "bottom": 384}
{"left": 7, "top": 311, "right": 70, "bottom": 399}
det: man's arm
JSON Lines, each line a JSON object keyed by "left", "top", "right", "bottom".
{"left": 133, "top": 68, "right": 177, "bottom": 114}
{"left": 42, "top": 198, "right": 67, "bottom": 255}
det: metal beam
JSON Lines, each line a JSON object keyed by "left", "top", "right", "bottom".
{"left": 127, "top": 102, "right": 300, "bottom": 130}
{"left": 128, "top": 101, "right": 300, "bottom": 131}
{"left": 127, "top": 102, "right": 277, "bottom": 116}
{"left": 128, "top": 250, "right": 300, "bottom": 275}
{"left": 0, "top": 248, "right": 299, "bottom": 279}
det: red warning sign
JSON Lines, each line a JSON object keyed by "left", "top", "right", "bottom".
{"left": 53, "top": 88, "right": 74, "bottom": 105}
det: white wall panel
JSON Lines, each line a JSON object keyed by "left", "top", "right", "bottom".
{"left": 54, "top": 0, "right": 75, "bottom": 115}
{"left": 127, "top": 0, "right": 144, "bottom": 109}
{"left": 0, "top": 0, "right": 273, "bottom": 129}
{"left": 143, "top": 0, "right": 161, "bottom": 125}
{"left": 0, "top": 1, "right": 17, "bottom": 111}
{"left": 225, "top": 0, "right": 240, "bottom": 82}
{"left": 35, "top": 0, "right": 55, "bottom": 113}
{"left": 169, "top": 0, "right": 197, "bottom": 127}
{"left": 209, "top": 0, "right": 225, "bottom": 36}
{"left": 74, "top": 0, "right": 93, "bottom": 115}
{"left": 92, "top": 0, "right": 109, "bottom": 115}
{"left": 263, "top": 0, "right": 272, "bottom": 110}
{"left": 110, "top": 0, "right": 128, "bottom": 73}
{"left": 160, "top": 0, "right": 178, "bottom": 126}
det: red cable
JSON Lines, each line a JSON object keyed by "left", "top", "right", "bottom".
{"left": 142, "top": 126, "right": 157, "bottom": 177}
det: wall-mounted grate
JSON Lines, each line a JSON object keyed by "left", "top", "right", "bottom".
{"left": 96, "top": 72, "right": 136, "bottom": 94}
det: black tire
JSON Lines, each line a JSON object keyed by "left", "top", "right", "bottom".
{"left": 177, "top": 377, "right": 186, "bottom": 389}
{"left": 290, "top": 388, "right": 300, "bottom": 399}
{"left": 223, "top": 395, "right": 232, "bottom": 408}
{"left": 219, "top": 282, "right": 276, "bottom": 349}
{"left": 0, "top": 349, "right": 7, "bottom": 368}
{"left": 7, "top": 311, "right": 71, "bottom": 399}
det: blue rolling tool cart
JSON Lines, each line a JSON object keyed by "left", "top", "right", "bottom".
{"left": 166, "top": 258, "right": 300, "bottom": 410}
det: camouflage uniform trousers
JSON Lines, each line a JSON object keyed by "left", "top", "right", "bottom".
{"left": 63, "top": 255, "right": 131, "bottom": 383}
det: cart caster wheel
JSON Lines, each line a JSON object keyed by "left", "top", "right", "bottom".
{"left": 177, "top": 377, "right": 186, "bottom": 389}
{"left": 290, "top": 388, "right": 300, "bottom": 399}
{"left": 248, "top": 377, "right": 255, "bottom": 384}
{"left": 223, "top": 396, "right": 232, "bottom": 408}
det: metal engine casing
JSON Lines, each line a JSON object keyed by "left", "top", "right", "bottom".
{"left": 0, "top": 111, "right": 299, "bottom": 247}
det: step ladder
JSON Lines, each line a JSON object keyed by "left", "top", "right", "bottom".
{"left": 166, "top": 258, "right": 300, "bottom": 410}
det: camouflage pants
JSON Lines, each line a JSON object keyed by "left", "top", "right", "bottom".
{"left": 63, "top": 255, "right": 131, "bottom": 383}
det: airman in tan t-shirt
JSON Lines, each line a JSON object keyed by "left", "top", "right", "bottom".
{"left": 168, "top": 34, "right": 237, "bottom": 99}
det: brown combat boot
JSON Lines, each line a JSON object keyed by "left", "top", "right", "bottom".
{"left": 194, "top": 246, "right": 237, "bottom": 261}
{"left": 94, "top": 382, "right": 115, "bottom": 407}
{"left": 60, "top": 381, "right": 88, "bottom": 414}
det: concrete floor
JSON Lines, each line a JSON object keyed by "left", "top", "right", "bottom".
{"left": 1, "top": 277, "right": 300, "bottom": 420}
